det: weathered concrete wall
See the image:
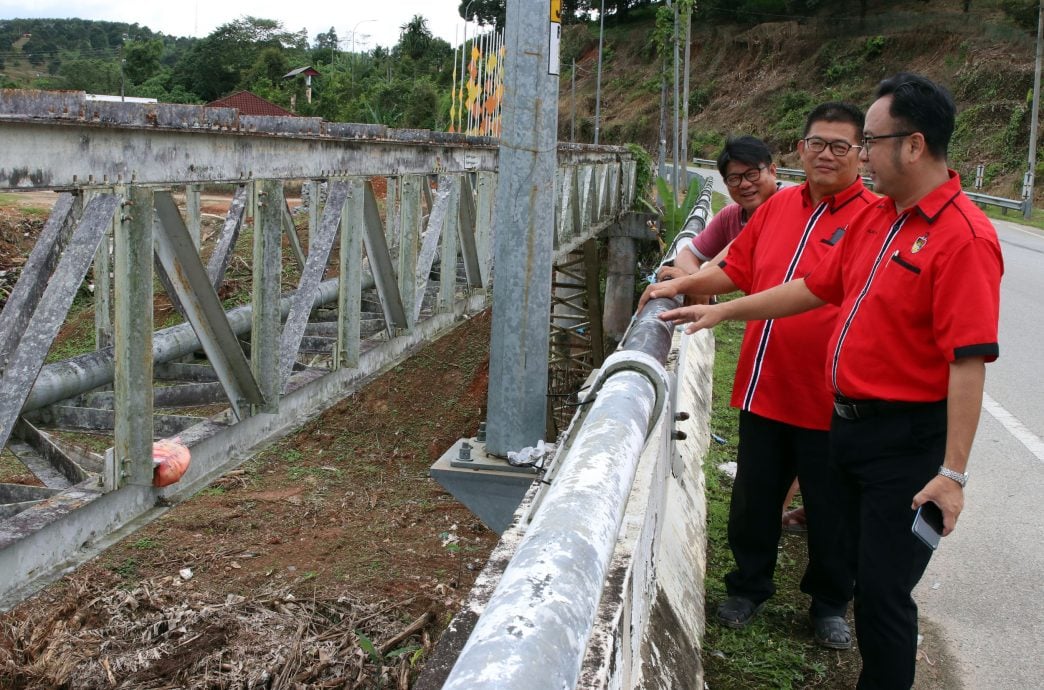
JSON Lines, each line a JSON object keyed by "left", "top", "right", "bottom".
{"left": 417, "top": 328, "right": 713, "bottom": 689}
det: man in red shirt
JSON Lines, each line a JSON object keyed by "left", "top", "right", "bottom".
{"left": 659, "top": 136, "right": 778, "bottom": 278}
{"left": 660, "top": 74, "right": 1003, "bottom": 689}
{"left": 640, "top": 102, "right": 875, "bottom": 649}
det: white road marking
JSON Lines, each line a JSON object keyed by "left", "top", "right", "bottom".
{"left": 982, "top": 392, "right": 1044, "bottom": 462}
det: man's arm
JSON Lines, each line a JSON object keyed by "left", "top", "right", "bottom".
{"left": 673, "top": 247, "right": 703, "bottom": 274}
{"left": 659, "top": 277, "right": 826, "bottom": 334}
{"left": 911, "top": 356, "right": 986, "bottom": 536}
{"left": 655, "top": 246, "right": 703, "bottom": 281}
{"left": 638, "top": 263, "right": 739, "bottom": 311}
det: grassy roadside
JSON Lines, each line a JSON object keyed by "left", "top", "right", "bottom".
{"left": 700, "top": 311, "right": 861, "bottom": 689}
{"left": 981, "top": 204, "right": 1044, "bottom": 233}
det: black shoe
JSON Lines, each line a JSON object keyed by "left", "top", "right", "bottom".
{"left": 811, "top": 614, "right": 852, "bottom": 650}
{"left": 716, "top": 596, "right": 763, "bottom": 629}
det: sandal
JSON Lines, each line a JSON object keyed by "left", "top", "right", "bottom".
{"left": 716, "top": 596, "right": 764, "bottom": 629}
{"left": 782, "top": 506, "right": 807, "bottom": 533}
{"left": 811, "top": 615, "right": 852, "bottom": 650}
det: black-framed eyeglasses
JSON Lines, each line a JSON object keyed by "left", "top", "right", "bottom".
{"left": 724, "top": 165, "right": 768, "bottom": 188}
{"left": 802, "top": 136, "right": 860, "bottom": 156}
{"left": 860, "top": 132, "right": 915, "bottom": 152}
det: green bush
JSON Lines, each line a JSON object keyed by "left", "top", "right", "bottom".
{"left": 626, "top": 142, "right": 654, "bottom": 211}
{"left": 689, "top": 129, "right": 726, "bottom": 158}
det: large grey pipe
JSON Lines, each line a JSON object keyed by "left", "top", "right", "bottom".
{"left": 22, "top": 275, "right": 369, "bottom": 412}
{"left": 442, "top": 302, "right": 673, "bottom": 689}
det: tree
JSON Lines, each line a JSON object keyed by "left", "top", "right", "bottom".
{"left": 246, "top": 47, "right": 291, "bottom": 86}
{"left": 314, "top": 27, "right": 339, "bottom": 51}
{"left": 398, "top": 15, "right": 434, "bottom": 61}
{"left": 124, "top": 38, "right": 163, "bottom": 85}
{"left": 175, "top": 16, "right": 300, "bottom": 101}
{"left": 58, "top": 57, "right": 121, "bottom": 93}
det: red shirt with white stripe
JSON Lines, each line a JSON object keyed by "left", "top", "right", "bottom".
{"left": 804, "top": 170, "right": 1003, "bottom": 402}
{"left": 721, "top": 177, "right": 874, "bottom": 430}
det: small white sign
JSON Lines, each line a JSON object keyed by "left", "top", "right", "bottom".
{"left": 548, "top": 22, "right": 561, "bottom": 76}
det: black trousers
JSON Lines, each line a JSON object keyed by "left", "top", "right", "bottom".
{"left": 725, "top": 411, "right": 854, "bottom": 617}
{"left": 830, "top": 401, "right": 946, "bottom": 690}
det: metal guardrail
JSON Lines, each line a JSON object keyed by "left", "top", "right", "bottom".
{"left": 964, "top": 190, "right": 1025, "bottom": 212}
{"left": 692, "top": 158, "right": 1027, "bottom": 214}
{"left": 441, "top": 185, "right": 713, "bottom": 690}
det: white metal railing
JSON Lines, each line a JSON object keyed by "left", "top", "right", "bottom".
{"left": 441, "top": 186, "right": 713, "bottom": 690}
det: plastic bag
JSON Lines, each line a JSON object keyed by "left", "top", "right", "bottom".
{"left": 152, "top": 438, "right": 191, "bottom": 487}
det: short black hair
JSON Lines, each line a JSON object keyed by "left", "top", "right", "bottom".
{"left": 874, "top": 73, "right": 956, "bottom": 159}
{"left": 803, "top": 101, "right": 865, "bottom": 138}
{"left": 717, "top": 135, "right": 773, "bottom": 178}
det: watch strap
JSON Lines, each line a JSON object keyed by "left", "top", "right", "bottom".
{"left": 937, "top": 466, "right": 968, "bottom": 487}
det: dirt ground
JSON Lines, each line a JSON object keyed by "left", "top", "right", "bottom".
{"left": 0, "top": 191, "right": 499, "bottom": 688}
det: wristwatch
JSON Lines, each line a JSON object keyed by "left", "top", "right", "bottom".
{"left": 937, "top": 466, "right": 969, "bottom": 487}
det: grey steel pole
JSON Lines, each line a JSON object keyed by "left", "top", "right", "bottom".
{"left": 23, "top": 276, "right": 352, "bottom": 413}
{"left": 571, "top": 58, "right": 576, "bottom": 143}
{"left": 681, "top": 2, "right": 691, "bottom": 187}
{"left": 485, "top": 0, "right": 561, "bottom": 457}
{"left": 658, "top": 74, "right": 668, "bottom": 182}
{"left": 671, "top": 0, "right": 680, "bottom": 201}
{"left": 594, "top": 0, "right": 605, "bottom": 145}
{"left": 1026, "top": 0, "right": 1043, "bottom": 220}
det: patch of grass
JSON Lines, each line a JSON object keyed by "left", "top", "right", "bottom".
{"left": 286, "top": 464, "right": 341, "bottom": 481}
{"left": 701, "top": 304, "right": 844, "bottom": 689}
{"left": 0, "top": 194, "right": 51, "bottom": 216}
{"left": 110, "top": 557, "right": 139, "bottom": 579}
{"left": 981, "top": 203, "right": 1044, "bottom": 233}
{"left": 132, "top": 538, "right": 159, "bottom": 550}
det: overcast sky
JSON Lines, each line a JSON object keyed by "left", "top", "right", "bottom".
{"left": 0, "top": 0, "right": 471, "bottom": 50}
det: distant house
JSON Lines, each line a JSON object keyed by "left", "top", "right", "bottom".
{"left": 283, "top": 66, "right": 321, "bottom": 109}
{"left": 206, "top": 91, "right": 294, "bottom": 117}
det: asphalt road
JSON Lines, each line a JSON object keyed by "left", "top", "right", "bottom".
{"left": 914, "top": 217, "right": 1044, "bottom": 690}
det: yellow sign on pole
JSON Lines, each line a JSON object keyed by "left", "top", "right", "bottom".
{"left": 550, "top": 0, "right": 561, "bottom": 23}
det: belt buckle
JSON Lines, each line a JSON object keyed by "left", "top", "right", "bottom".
{"left": 833, "top": 400, "right": 858, "bottom": 420}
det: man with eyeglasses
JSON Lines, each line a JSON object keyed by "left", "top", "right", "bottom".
{"left": 657, "top": 74, "right": 1003, "bottom": 690}
{"left": 658, "top": 136, "right": 778, "bottom": 279}
{"left": 639, "top": 102, "right": 874, "bottom": 650}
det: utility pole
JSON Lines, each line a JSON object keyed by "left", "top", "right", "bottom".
{"left": 1025, "top": 0, "right": 1044, "bottom": 219}
{"left": 120, "top": 34, "right": 127, "bottom": 102}
{"left": 571, "top": 58, "right": 577, "bottom": 142}
{"left": 485, "top": 0, "right": 561, "bottom": 457}
{"left": 671, "top": 0, "right": 680, "bottom": 201}
{"left": 594, "top": 0, "right": 605, "bottom": 144}
{"left": 681, "top": 2, "right": 692, "bottom": 188}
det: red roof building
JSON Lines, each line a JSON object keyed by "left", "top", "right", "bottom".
{"left": 206, "top": 91, "right": 294, "bottom": 117}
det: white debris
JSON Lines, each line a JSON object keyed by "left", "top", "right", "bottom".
{"left": 717, "top": 461, "right": 737, "bottom": 479}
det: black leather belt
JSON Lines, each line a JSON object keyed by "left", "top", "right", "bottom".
{"left": 832, "top": 397, "right": 941, "bottom": 420}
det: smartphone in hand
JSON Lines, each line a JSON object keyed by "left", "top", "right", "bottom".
{"left": 912, "top": 501, "right": 944, "bottom": 550}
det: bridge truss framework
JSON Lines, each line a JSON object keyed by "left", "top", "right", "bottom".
{"left": 0, "top": 89, "right": 638, "bottom": 608}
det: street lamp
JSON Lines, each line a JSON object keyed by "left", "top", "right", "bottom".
{"left": 350, "top": 19, "right": 376, "bottom": 88}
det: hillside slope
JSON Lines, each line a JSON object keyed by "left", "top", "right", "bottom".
{"left": 563, "top": 0, "right": 1039, "bottom": 201}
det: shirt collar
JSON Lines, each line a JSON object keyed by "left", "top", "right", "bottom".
{"left": 800, "top": 176, "right": 867, "bottom": 212}
{"left": 908, "top": 169, "right": 963, "bottom": 224}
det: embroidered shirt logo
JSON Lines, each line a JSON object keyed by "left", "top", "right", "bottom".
{"left": 911, "top": 233, "right": 929, "bottom": 253}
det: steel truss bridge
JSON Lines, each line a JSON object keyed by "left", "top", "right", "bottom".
{"left": 0, "top": 89, "right": 643, "bottom": 609}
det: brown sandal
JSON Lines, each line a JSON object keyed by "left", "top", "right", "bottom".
{"left": 782, "top": 506, "right": 807, "bottom": 533}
